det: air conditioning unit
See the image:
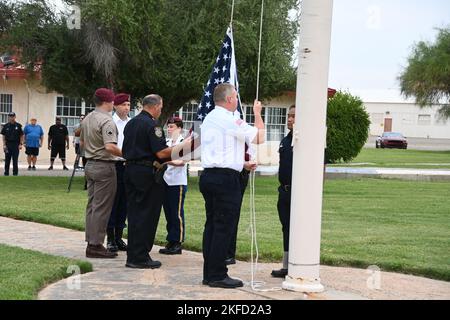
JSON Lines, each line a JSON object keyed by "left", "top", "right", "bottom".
{"left": 0, "top": 55, "right": 15, "bottom": 67}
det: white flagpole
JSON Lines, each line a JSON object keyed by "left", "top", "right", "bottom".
{"left": 282, "top": 0, "right": 334, "bottom": 293}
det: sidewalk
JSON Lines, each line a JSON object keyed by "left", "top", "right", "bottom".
{"left": 0, "top": 217, "right": 448, "bottom": 300}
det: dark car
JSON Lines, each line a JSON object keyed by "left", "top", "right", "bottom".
{"left": 376, "top": 132, "right": 408, "bottom": 149}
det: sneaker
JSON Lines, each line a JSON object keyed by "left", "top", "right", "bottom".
{"left": 63, "top": 166, "right": 69, "bottom": 171}
{"left": 48, "top": 166, "right": 53, "bottom": 170}
{"left": 32, "top": 166, "right": 36, "bottom": 171}
{"left": 28, "top": 166, "right": 32, "bottom": 171}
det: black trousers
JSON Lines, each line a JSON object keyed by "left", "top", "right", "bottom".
{"left": 200, "top": 169, "right": 241, "bottom": 282}
{"left": 277, "top": 186, "right": 291, "bottom": 252}
{"left": 125, "top": 164, "right": 164, "bottom": 264}
{"left": 227, "top": 169, "right": 250, "bottom": 259}
{"left": 108, "top": 162, "right": 128, "bottom": 230}
{"left": 163, "top": 184, "right": 187, "bottom": 243}
{"left": 4, "top": 143, "right": 19, "bottom": 176}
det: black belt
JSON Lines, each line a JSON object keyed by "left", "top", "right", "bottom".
{"left": 204, "top": 167, "right": 240, "bottom": 176}
{"left": 126, "top": 160, "right": 155, "bottom": 167}
{"left": 87, "top": 158, "right": 116, "bottom": 163}
{"left": 280, "top": 185, "right": 291, "bottom": 192}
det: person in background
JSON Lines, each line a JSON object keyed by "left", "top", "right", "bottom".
{"left": 1, "top": 112, "right": 23, "bottom": 176}
{"left": 48, "top": 117, "right": 70, "bottom": 170}
{"left": 24, "top": 118, "right": 44, "bottom": 171}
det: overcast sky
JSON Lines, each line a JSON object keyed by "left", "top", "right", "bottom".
{"left": 47, "top": 0, "right": 450, "bottom": 100}
{"left": 328, "top": 0, "right": 450, "bottom": 99}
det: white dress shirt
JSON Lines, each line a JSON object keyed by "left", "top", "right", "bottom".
{"left": 113, "top": 113, "right": 130, "bottom": 160}
{"left": 201, "top": 106, "right": 258, "bottom": 172}
{"left": 163, "top": 135, "right": 188, "bottom": 186}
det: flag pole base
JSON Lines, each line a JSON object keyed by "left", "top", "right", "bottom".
{"left": 282, "top": 275, "right": 325, "bottom": 293}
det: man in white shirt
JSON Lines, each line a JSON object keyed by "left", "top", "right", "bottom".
{"left": 200, "top": 83, "right": 265, "bottom": 288}
{"left": 159, "top": 117, "right": 188, "bottom": 255}
{"left": 106, "top": 93, "right": 131, "bottom": 252}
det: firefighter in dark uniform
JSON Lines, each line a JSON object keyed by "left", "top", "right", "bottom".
{"left": 271, "top": 105, "right": 296, "bottom": 278}
{"left": 122, "top": 94, "right": 191, "bottom": 269}
{"left": 1, "top": 112, "right": 24, "bottom": 176}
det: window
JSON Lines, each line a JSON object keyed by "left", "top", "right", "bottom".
{"left": 245, "top": 105, "right": 286, "bottom": 141}
{"left": 266, "top": 107, "right": 287, "bottom": 141}
{"left": 56, "top": 97, "right": 83, "bottom": 135}
{"left": 0, "top": 94, "right": 12, "bottom": 124}
{"left": 418, "top": 114, "right": 431, "bottom": 126}
{"left": 177, "top": 102, "right": 198, "bottom": 131}
{"left": 244, "top": 105, "right": 266, "bottom": 125}
{"left": 177, "top": 103, "right": 288, "bottom": 142}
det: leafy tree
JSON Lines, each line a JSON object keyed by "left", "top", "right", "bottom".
{"left": 325, "top": 91, "right": 370, "bottom": 163}
{"left": 1, "top": 0, "right": 298, "bottom": 120}
{"left": 399, "top": 28, "right": 450, "bottom": 118}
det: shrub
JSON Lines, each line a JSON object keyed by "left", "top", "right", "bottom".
{"left": 325, "top": 91, "right": 370, "bottom": 163}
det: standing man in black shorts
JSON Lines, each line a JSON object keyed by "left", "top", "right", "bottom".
{"left": 48, "top": 117, "right": 70, "bottom": 170}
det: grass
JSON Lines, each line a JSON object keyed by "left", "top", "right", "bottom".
{"left": 330, "top": 148, "right": 450, "bottom": 169}
{"left": 0, "top": 243, "right": 92, "bottom": 300}
{"left": 0, "top": 176, "right": 449, "bottom": 281}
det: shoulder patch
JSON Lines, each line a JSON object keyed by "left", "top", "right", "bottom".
{"left": 155, "top": 127, "right": 163, "bottom": 138}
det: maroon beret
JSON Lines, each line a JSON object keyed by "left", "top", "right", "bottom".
{"left": 167, "top": 116, "right": 183, "bottom": 124}
{"left": 94, "top": 88, "right": 115, "bottom": 103}
{"left": 114, "top": 93, "right": 130, "bottom": 106}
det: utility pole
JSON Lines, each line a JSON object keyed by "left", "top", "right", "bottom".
{"left": 282, "top": 0, "right": 334, "bottom": 293}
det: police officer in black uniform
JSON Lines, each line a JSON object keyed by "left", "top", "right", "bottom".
{"left": 271, "top": 105, "right": 295, "bottom": 278}
{"left": 1, "top": 112, "right": 24, "bottom": 176}
{"left": 122, "top": 94, "right": 191, "bottom": 269}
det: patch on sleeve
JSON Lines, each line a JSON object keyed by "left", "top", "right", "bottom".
{"left": 155, "top": 127, "right": 163, "bottom": 138}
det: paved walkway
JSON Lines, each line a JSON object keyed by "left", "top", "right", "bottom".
{"left": 0, "top": 217, "right": 448, "bottom": 300}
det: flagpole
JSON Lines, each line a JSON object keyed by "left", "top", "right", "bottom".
{"left": 255, "top": 0, "right": 264, "bottom": 101}
{"left": 282, "top": 0, "right": 334, "bottom": 293}
{"left": 230, "top": 0, "right": 235, "bottom": 27}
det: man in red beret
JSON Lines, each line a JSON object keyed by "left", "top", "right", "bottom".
{"left": 106, "top": 93, "right": 131, "bottom": 253}
{"left": 81, "top": 88, "right": 122, "bottom": 258}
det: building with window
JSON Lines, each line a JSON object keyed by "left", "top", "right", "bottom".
{"left": 355, "top": 90, "right": 450, "bottom": 140}
{"left": 4, "top": 61, "right": 447, "bottom": 166}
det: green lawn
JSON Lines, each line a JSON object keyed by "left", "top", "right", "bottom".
{"left": 0, "top": 244, "right": 92, "bottom": 300}
{"left": 0, "top": 176, "right": 449, "bottom": 281}
{"left": 330, "top": 148, "right": 450, "bottom": 169}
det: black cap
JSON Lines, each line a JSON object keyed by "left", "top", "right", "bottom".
{"left": 8, "top": 112, "right": 15, "bottom": 117}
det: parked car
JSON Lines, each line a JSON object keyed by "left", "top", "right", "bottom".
{"left": 376, "top": 132, "right": 408, "bottom": 149}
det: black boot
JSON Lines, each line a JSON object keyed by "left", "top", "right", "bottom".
{"left": 159, "top": 242, "right": 182, "bottom": 255}
{"left": 106, "top": 228, "right": 118, "bottom": 252}
{"left": 115, "top": 227, "right": 127, "bottom": 251}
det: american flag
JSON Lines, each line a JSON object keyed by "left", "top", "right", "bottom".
{"left": 196, "top": 26, "right": 243, "bottom": 122}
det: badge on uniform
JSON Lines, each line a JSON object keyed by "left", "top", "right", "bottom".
{"left": 155, "top": 127, "right": 163, "bottom": 138}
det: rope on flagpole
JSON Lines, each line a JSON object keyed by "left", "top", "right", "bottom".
{"left": 255, "top": 0, "right": 264, "bottom": 101}
{"left": 247, "top": 0, "right": 282, "bottom": 293}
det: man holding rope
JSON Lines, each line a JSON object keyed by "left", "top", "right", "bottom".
{"left": 200, "top": 83, "right": 265, "bottom": 288}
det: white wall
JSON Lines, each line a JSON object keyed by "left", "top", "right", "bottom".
{"left": 364, "top": 102, "right": 450, "bottom": 139}
{"left": 0, "top": 78, "right": 78, "bottom": 164}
